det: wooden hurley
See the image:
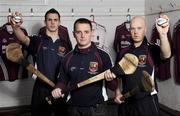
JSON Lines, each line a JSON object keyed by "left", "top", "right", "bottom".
{"left": 6, "top": 43, "right": 55, "bottom": 88}
{"left": 45, "top": 53, "right": 139, "bottom": 105}
{"left": 120, "top": 71, "right": 155, "bottom": 101}
{"left": 6, "top": 43, "right": 140, "bottom": 105}
{"left": 77, "top": 53, "right": 139, "bottom": 88}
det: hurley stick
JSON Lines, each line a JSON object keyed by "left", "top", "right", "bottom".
{"left": 6, "top": 43, "right": 55, "bottom": 88}
{"left": 45, "top": 53, "right": 139, "bottom": 105}
{"left": 120, "top": 71, "right": 155, "bottom": 101}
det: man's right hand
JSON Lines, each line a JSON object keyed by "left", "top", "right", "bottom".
{"left": 9, "top": 12, "right": 30, "bottom": 46}
{"left": 51, "top": 88, "right": 65, "bottom": 99}
{"left": 104, "top": 69, "right": 116, "bottom": 81}
{"left": 10, "top": 12, "right": 23, "bottom": 28}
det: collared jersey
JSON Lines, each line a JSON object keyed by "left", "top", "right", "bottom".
{"left": 57, "top": 43, "right": 117, "bottom": 106}
{"left": 116, "top": 38, "right": 163, "bottom": 100}
{"left": 39, "top": 25, "right": 72, "bottom": 52}
{"left": 28, "top": 34, "right": 71, "bottom": 85}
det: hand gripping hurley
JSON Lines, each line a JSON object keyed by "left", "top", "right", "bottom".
{"left": 6, "top": 43, "right": 140, "bottom": 105}
{"left": 120, "top": 71, "right": 155, "bottom": 101}
{"left": 45, "top": 53, "right": 139, "bottom": 105}
{"left": 6, "top": 43, "right": 55, "bottom": 88}
{"left": 73, "top": 53, "right": 139, "bottom": 89}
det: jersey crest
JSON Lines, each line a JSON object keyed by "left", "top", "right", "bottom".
{"left": 138, "top": 55, "right": 147, "bottom": 67}
{"left": 89, "top": 61, "right": 98, "bottom": 73}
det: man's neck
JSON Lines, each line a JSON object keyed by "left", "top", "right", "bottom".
{"left": 46, "top": 30, "right": 59, "bottom": 42}
{"left": 134, "top": 41, "right": 143, "bottom": 48}
{"left": 78, "top": 43, "right": 91, "bottom": 49}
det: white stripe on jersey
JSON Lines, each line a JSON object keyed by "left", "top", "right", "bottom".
{"left": 0, "top": 56, "right": 9, "bottom": 80}
{"left": 102, "top": 80, "right": 108, "bottom": 101}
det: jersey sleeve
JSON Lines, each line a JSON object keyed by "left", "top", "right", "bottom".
{"left": 27, "top": 35, "right": 42, "bottom": 55}
{"left": 99, "top": 50, "right": 119, "bottom": 91}
{"left": 55, "top": 58, "right": 69, "bottom": 90}
{"left": 113, "top": 26, "right": 120, "bottom": 53}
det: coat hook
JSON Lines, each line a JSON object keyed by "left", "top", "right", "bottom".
{"left": 127, "top": 8, "right": 130, "bottom": 13}
{"left": 126, "top": 8, "right": 131, "bottom": 22}
{"left": 169, "top": 2, "right": 174, "bottom": 8}
{"left": 91, "top": 8, "right": 93, "bottom": 13}
{"left": 71, "top": 8, "right": 74, "bottom": 17}
{"left": 30, "top": 8, "right": 34, "bottom": 16}
{"left": 8, "top": 8, "right": 11, "bottom": 15}
{"left": 150, "top": 6, "right": 153, "bottom": 12}
{"left": 158, "top": 5, "right": 163, "bottom": 17}
{"left": 91, "top": 8, "right": 94, "bottom": 15}
{"left": 109, "top": 8, "right": 112, "bottom": 16}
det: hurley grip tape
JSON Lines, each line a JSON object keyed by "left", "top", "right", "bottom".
{"left": 110, "top": 63, "right": 125, "bottom": 76}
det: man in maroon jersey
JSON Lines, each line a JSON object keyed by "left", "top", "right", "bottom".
{"left": 0, "top": 22, "right": 28, "bottom": 81}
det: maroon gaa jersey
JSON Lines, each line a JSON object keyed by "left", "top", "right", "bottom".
{"left": 173, "top": 20, "right": 180, "bottom": 84}
{"left": 0, "top": 23, "right": 29, "bottom": 81}
{"left": 151, "top": 25, "right": 172, "bottom": 80}
{"left": 113, "top": 22, "right": 132, "bottom": 53}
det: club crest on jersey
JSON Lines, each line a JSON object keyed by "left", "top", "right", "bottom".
{"left": 2, "top": 38, "right": 7, "bottom": 43}
{"left": 58, "top": 46, "right": 66, "bottom": 55}
{"left": 138, "top": 55, "right": 147, "bottom": 67}
{"left": 89, "top": 62, "right": 98, "bottom": 74}
{"left": 121, "top": 35, "right": 125, "bottom": 39}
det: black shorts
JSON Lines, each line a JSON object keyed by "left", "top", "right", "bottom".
{"left": 118, "top": 94, "right": 159, "bottom": 116}
{"left": 67, "top": 102, "right": 107, "bottom": 116}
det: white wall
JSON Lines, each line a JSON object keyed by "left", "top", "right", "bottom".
{"left": 145, "top": 0, "right": 180, "bottom": 111}
{"left": 0, "top": 0, "right": 145, "bottom": 107}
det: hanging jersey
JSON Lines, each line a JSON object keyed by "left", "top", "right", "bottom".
{"left": 91, "top": 22, "right": 107, "bottom": 50}
{"left": 151, "top": 26, "right": 172, "bottom": 80}
{"left": 0, "top": 23, "right": 29, "bottom": 81}
{"left": 173, "top": 20, "right": 180, "bottom": 84}
{"left": 113, "top": 22, "right": 132, "bottom": 53}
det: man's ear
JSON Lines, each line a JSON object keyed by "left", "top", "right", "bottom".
{"left": 145, "top": 26, "right": 147, "bottom": 33}
{"left": 73, "top": 31, "right": 76, "bottom": 38}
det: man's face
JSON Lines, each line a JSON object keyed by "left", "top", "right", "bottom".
{"left": 45, "top": 13, "right": 60, "bottom": 32}
{"left": 130, "top": 18, "right": 146, "bottom": 44}
{"left": 74, "top": 23, "right": 92, "bottom": 49}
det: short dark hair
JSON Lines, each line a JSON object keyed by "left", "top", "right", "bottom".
{"left": 73, "top": 18, "right": 92, "bottom": 31}
{"left": 45, "top": 8, "right": 60, "bottom": 21}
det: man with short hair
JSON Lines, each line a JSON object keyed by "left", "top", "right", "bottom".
{"left": 51, "top": 18, "right": 118, "bottom": 116}
{"left": 105, "top": 15, "right": 171, "bottom": 116}
{"left": 10, "top": 8, "right": 72, "bottom": 116}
